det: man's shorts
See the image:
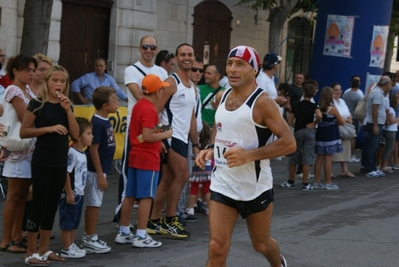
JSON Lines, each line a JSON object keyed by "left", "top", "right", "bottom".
{"left": 125, "top": 167, "right": 159, "bottom": 199}
{"left": 289, "top": 128, "right": 315, "bottom": 165}
{"left": 162, "top": 137, "right": 188, "bottom": 160}
{"left": 210, "top": 189, "right": 274, "bottom": 219}
{"left": 84, "top": 171, "right": 106, "bottom": 207}
{"left": 59, "top": 193, "right": 84, "bottom": 231}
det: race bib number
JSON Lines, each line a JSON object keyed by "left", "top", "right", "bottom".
{"left": 214, "top": 137, "right": 243, "bottom": 167}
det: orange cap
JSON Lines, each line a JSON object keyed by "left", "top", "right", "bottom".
{"left": 142, "top": 74, "right": 170, "bottom": 93}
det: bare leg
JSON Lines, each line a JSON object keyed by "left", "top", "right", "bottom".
{"left": 323, "top": 155, "right": 333, "bottom": 184}
{"left": 120, "top": 196, "right": 135, "bottom": 227}
{"left": 137, "top": 198, "right": 152, "bottom": 230}
{"left": 302, "top": 164, "right": 310, "bottom": 183}
{"left": 206, "top": 200, "right": 238, "bottom": 267}
{"left": 85, "top": 206, "right": 100, "bottom": 235}
{"left": 247, "top": 203, "right": 282, "bottom": 267}
{"left": 313, "top": 155, "right": 324, "bottom": 184}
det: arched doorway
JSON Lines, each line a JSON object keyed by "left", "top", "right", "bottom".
{"left": 192, "top": 1, "right": 232, "bottom": 69}
{"left": 285, "top": 17, "right": 313, "bottom": 83}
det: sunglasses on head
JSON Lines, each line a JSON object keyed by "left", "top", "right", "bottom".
{"left": 191, "top": 67, "right": 204, "bottom": 73}
{"left": 164, "top": 51, "right": 174, "bottom": 60}
{"left": 141, "top": 44, "right": 157, "bottom": 51}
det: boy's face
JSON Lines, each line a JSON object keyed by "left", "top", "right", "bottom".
{"left": 105, "top": 93, "right": 119, "bottom": 113}
{"left": 80, "top": 127, "right": 93, "bottom": 147}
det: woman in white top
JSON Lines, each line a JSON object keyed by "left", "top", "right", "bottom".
{"left": 380, "top": 93, "right": 399, "bottom": 172}
{"left": 331, "top": 83, "right": 355, "bottom": 178}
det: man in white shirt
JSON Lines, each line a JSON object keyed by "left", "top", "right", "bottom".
{"left": 256, "top": 53, "right": 287, "bottom": 106}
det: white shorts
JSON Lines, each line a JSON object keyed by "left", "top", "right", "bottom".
{"left": 84, "top": 171, "right": 106, "bottom": 207}
{"left": 3, "top": 159, "right": 31, "bottom": 178}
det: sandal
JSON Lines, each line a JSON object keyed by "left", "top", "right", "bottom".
{"left": 19, "top": 236, "right": 28, "bottom": 249}
{"left": 40, "top": 250, "right": 66, "bottom": 263}
{"left": 24, "top": 253, "right": 50, "bottom": 266}
{"left": 0, "top": 241, "right": 27, "bottom": 253}
{"left": 340, "top": 172, "right": 356, "bottom": 178}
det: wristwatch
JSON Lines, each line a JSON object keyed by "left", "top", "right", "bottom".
{"left": 192, "top": 143, "right": 200, "bottom": 148}
{"left": 204, "top": 144, "right": 214, "bottom": 149}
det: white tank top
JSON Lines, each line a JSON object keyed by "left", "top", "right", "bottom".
{"left": 160, "top": 73, "right": 196, "bottom": 144}
{"left": 211, "top": 88, "right": 274, "bottom": 201}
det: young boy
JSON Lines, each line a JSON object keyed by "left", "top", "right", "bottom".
{"left": 280, "top": 84, "right": 322, "bottom": 190}
{"left": 59, "top": 117, "right": 93, "bottom": 258}
{"left": 115, "top": 74, "right": 172, "bottom": 248}
{"left": 82, "top": 86, "right": 118, "bottom": 253}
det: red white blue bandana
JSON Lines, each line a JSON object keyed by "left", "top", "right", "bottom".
{"left": 227, "top": 46, "right": 260, "bottom": 73}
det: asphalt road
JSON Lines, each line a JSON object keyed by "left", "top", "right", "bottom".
{"left": 1, "top": 152, "right": 398, "bottom": 266}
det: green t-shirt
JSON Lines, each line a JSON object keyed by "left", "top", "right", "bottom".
{"left": 198, "top": 84, "right": 224, "bottom": 125}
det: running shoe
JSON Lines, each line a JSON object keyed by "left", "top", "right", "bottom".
{"left": 146, "top": 218, "right": 166, "bottom": 235}
{"left": 280, "top": 181, "right": 295, "bottom": 189}
{"left": 313, "top": 182, "right": 325, "bottom": 189}
{"left": 179, "top": 212, "right": 197, "bottom": 223}
{"left": 115, "top": 231, "right": 136, "bottom": 244}
{"left": 325, "top": 183, "right": 339, "bottom": 190}
{"left": 161, "top": 217, "right": 190, "bottom": 238}
{"left": 301, "top": 184, "right": 313, "bottom": 191}
{"left": 81, "top": 235, "right": 111, "bottom": 254}
{"left": 132, "top": 234, "right": 162, "bottom": 248}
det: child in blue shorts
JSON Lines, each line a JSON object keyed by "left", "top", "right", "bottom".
{"left": 59, "top": 117, "right": 93, "bottom": 258}
{"left": 115, "top": 74, "right": 172, "bottom": 248}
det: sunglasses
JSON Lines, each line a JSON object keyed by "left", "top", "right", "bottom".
{"left": 164, "top": 51, "right": 174, "bottom": 60}
{"left": 141, "top": 44, "right": 157, "bottom": 51}
{"left": 191, "top": 67, "right": 204, "bottom": 73}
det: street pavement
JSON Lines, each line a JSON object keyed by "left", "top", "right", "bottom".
{"left": 1, "top": 151, "right": 398, "bottom": 266}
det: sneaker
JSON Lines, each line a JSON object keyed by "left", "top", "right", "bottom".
{"left": 61, "top": 243, "right": 86, "bottom": 259}
{"left": 349, "top": 155, "right": 360, "bottom": 163}
{"left": 280, "top": 181, "right": 295, "bottom": 189}
{"left": 301, "top": 184, "right": 313, "bottom": 190}
{"left": 325, "top": 183, "right": 339, "bottom": 190}
{"left": 146, "top": 218, "right": 166, "bottom": 235}
{"left": 115, "top": 231, "right": 136, "bottom": 244}
{"left": 375, "top": 170, "right": 385, "bottom": 177}
{"left": 132, "top": 234, "right": 162, "bottom": 248}
{"left": 71, "top": 243, "right": 86, "bottom": 255}
{"left": 161, "top": 217, "right": 190, "bottom": 238}
{"left": 195, "top": 200, "right": 205, "bottom": 213}
{"left": 313, "top": 182, "right": 325, "bottom": 189}
{"left": 81, "top": 235, "right": 111, "bottom": 254}
{"left": 180, "top": 212, "right": 197, "bottom": 223}
{"left": 365, "top": 171, "right": 380, "bottom": 178}
{"left": 391, "top": 164, "right": 399, "bottom": 170}
{"left": 280, "top": 254, "right": 288, "bottom": 267}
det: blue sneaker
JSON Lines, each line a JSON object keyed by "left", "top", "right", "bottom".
{"left": 179, "top": 212, "right": 197, "bottom": 223}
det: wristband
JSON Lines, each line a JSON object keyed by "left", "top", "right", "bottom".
{"left": 204, "top": 144, "right": 214, "bottom": 149}
{"left": 192, "top": 143, "right": 200, "bottom": 148}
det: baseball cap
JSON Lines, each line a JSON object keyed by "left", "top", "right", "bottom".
{"left": 263, "top": 53, "right": 282, "bottom": 66}
{"left": 227, "top": 45, "right": 260, "bottom": 73}
{"left": 142, "top": 74, "right": 170, "bottom": 94}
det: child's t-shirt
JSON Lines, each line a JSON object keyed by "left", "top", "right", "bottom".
{"left": 291, "top": 100, "right": 319, "bottom": 132}
{"left": 67, "top": 146, "right": 87, "bottom": 196}
{"left": 86, "top": 114, "right": 116, "bottom": 174}
{"left": 129, "top": 98, "right": 161, "bottom": 171}
{"left": 28, "top": 98, "right": 70, "bottom": 167}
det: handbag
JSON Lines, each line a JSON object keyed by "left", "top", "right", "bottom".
{"left": 339, "top": 122, "right": 356, "bottom": 139}
{"left": 0, "top": 86, "right": 33, "bottom": 151}
{"left": 354, "top": 95, "right": 368, "bottom": 121}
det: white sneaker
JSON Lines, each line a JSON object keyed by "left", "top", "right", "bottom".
{"left": 115, "top": 231, "right": 136, "bottom": 244}
{"left": 349, "top": 156, "right": 360, "bottom": 163}
{"left": 81, "top": 235, "right": 111, "bottom": 254}
{"left": 71, "top": 242, "right": 86, "bottom": 255}
{"left": 61, "top": 243, "right": 86, "bottom": 259}
{"left": 132, "top": 234, "right": 162, "bottom": 248}
{"left": 295, "top": 173, "right": 314, "bottom": 179}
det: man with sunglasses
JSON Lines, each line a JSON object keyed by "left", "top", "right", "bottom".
{"left": 147, "top": 43, "right": 199, "bottom": 239}
{"left": 114, "top": 35, "right": 168, "bottom": 232}
{"left": 155, "top": 50, "right": 175, "bottom": 75}
{"left": 199, "top": 64, "right": 224, "bottom": 127}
